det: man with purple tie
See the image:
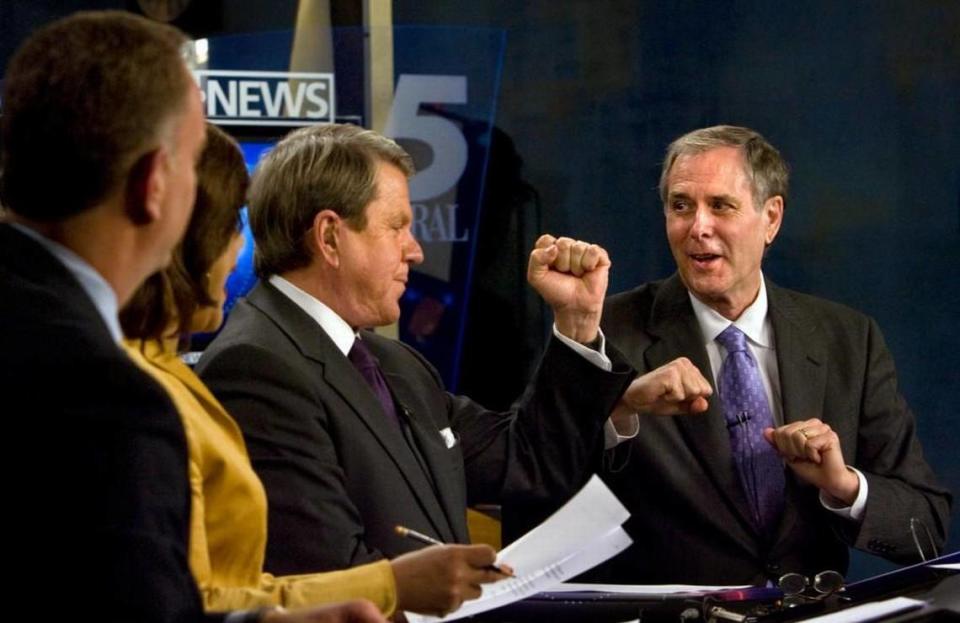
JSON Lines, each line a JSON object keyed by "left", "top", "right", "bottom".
{"left": 596, "top": 125, "right": 950, "bottom": 584}
{"left": 197, "top": 123, "right": 636, "bottom": 576}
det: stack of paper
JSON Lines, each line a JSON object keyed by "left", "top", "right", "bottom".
{"left": 406, "top": 475, "right": 633, "bottom": 623}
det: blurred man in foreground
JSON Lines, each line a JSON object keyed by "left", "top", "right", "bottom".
{"left": 0, "top": 11, "right": 383, "bottom": 623}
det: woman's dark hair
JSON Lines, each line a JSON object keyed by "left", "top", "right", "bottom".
{"left": 121, "top": 124, "right": 248, "bottom": 341}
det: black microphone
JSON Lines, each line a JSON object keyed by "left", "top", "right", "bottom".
{"left": 726, "top": 410, "right": 751, "bottom": 429}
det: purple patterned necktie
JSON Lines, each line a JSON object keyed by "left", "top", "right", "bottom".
{"left": 716, "top": 325, "right": 785, "bottom": 537}
{"left": 348, "top": 337, "right": 400, "bottom": 428}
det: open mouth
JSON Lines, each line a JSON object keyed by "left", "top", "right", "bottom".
{"left": 689, "top": 253, "right": 721, "bottom": 268}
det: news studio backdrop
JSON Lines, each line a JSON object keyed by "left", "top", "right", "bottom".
{"left": 192, "top": 26, "right": 505, "bottom": 390}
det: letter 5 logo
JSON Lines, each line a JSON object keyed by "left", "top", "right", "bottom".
{"left": 385, "top": 75, "right": 468, "bottom": 202}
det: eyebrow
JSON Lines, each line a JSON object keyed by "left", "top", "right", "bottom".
{"left": 390, "top": 210, "right": 411, "bottom": 226}
{"left": 667, "top": 191, "right": 742, "bottom": 205}
{"left": 710, "top": 193, "right": 742, "bottom": 205}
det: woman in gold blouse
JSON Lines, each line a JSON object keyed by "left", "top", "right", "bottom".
{"left": 120, "top": 124, "right": 504, "bottom": 620}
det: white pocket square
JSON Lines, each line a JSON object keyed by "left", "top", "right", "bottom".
{"left": 439, "top": 427, "right": 457, "bottom": 449}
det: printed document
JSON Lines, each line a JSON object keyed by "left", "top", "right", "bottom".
{"left": 405, "top": 475, "right": 632, "bottom": 622}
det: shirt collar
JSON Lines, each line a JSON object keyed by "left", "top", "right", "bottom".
{"left": 12, "top": 223, "right": 122, "bottom": 344}
{"left": 269, "top": 274, "right": 356, "bottom": 355}
{"left": 688, "top": 273, "right": 773, "bottom": 349}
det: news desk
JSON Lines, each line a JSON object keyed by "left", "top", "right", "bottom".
{"left": 471, "top": 552, "right": 959, "bottom": 623}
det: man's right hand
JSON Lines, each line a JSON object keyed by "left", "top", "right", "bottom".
{"left": 390, "top": 544, "right": 510, "bottom": 617}
{"left": 527, "top": 235, "right": 611, "bottom": 345}
{"left": 614, "top": 357, "right": 712, "bottom": 418}
{"left": 266, "top": 600, "right": 386, "bottom": 623}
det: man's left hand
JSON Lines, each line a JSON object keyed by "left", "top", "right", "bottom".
{"left": 763, "top": 419, "right": 860, "bottom": 505}
{"left": 527, "top": 234, "right": 610, "bottom": 344}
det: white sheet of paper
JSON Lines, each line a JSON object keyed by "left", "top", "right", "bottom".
{"left": 929, "top": 563, "right": 960, "bottom": 570}
{"left": 405, "top": 475, "right": 632, "bottom": 623}
{"left": 494, "top": 474, "right": 630, "bottom": 574}
{"left": 798, "top": 597, "right": 925, "bottom": 623}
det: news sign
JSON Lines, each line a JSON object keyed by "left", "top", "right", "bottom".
{"left": 194, "top": 70, "right": 335, "bottom": 126}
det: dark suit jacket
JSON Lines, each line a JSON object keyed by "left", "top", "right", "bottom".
{"left": 590, "top": 274, "right": 951, "bottom": 585}
{"left": 0, "top": 224, "right": 216, "bottom": 622}
{"left": 196, "top": 280, "right": 634, "bottom": 574}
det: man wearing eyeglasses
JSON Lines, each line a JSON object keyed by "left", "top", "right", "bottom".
{"left": 592, "top": 125, "right": 951, "bottom": 584}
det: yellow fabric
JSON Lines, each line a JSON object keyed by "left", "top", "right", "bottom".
{"left": 124, "top": 339, "right": 397, "bottom": 615}
{"left": 466, "top": 508, "right": 501, "bottom": 550}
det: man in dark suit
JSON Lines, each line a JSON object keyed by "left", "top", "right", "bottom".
{"left": 595, "top": 125, "right": 951, "bottom": 585}
{"left": 197, "top": 123, "right": 636, "bottom": 574}
{"left": 1, "top": 12, "right": 382, "bottom": 623}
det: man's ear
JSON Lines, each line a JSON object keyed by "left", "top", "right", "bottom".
{"left": 763, "top": 195, "right": 784, "bottom": 246}
{"left": 310, "top": 209, "right": 342, "bottom": 267}
{"left": 125, "top": 148, "right": 166, "bottom": 226}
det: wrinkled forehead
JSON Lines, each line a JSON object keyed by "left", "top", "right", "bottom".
{"left": 667, "top": 147, "right": 754, "bottom": 198}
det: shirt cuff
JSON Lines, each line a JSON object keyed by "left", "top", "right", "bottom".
{"left": 552, "top": 324, "right": 612, "bottom": 371}
{"left": 819, "top": 467, "right": 868, "bottom": 522}
{"left": 603, "top": 414, "right": 640, "bottom": 449}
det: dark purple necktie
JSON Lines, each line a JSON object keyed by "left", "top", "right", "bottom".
{"left": 348, "top": 337, "right": 400, "bottom": 428}
{"left": 716, "top": 325, "right": 785, "bottom": 537}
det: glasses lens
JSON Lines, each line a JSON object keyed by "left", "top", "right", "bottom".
{"left": 813, "top": 570, "right": 843, "bottom": 594}
{"left": 778, "top": 572, "right": 807, "bottom": 595}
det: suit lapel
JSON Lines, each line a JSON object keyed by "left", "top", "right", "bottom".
{"left": 248, "top": 284, "right": 455, "bottom": 540}
{"left": 646, "top": 276, "right": 759, "bottom": 537}
{"left": 767, "top": 283, "right": 828, "bottom": 427}
{"left": 381, "top": 370, "right": 466, "bottom": 543}
{"left": 766, "top": 281, "right": 828, "bottom": 549}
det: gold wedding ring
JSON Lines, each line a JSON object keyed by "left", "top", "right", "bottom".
{"left": 800, "top": 428, "right": 812, "bottom": 439}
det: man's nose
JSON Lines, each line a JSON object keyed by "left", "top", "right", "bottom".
{"left": 404, "top": 231, "right": 424, "bottom": 265}
{"left": 689, "top": 205, "right": 713, "bottom": 239}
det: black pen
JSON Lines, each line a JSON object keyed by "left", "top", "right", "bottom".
{"left": 394, "top": 525, "right": 514, "bottom": 577}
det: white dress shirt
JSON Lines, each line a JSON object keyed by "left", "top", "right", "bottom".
{"left": 688, "top": 274, "right": 783, "bottom": 425}
{"left": 270, "top": 275, "right": 355, "bottom": 356}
